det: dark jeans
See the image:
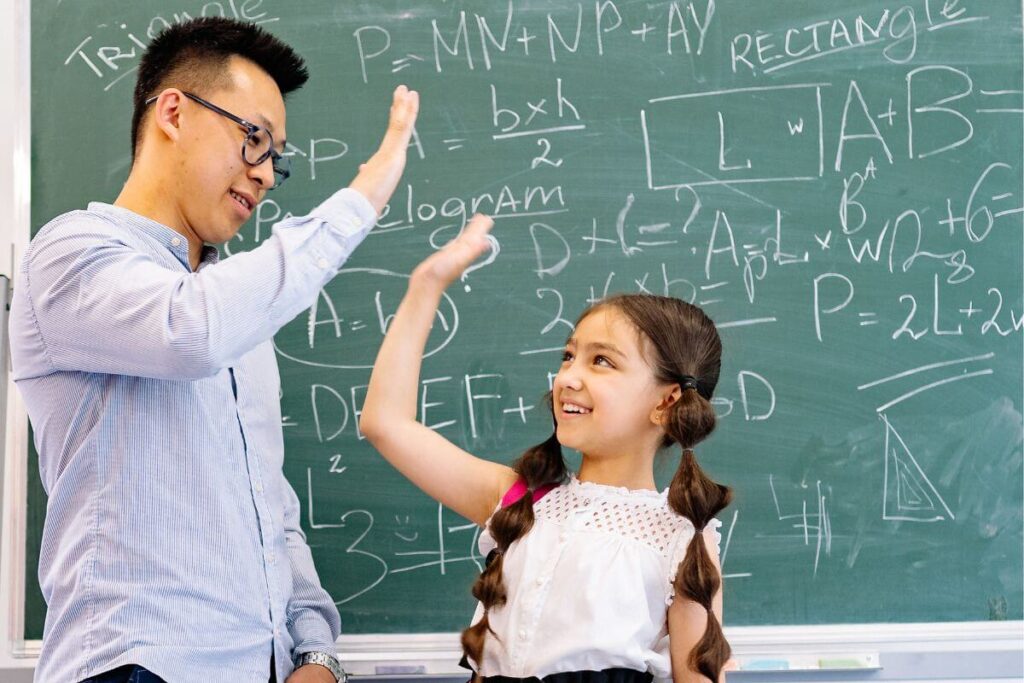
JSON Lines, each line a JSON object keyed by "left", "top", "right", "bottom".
{"left": 80, "top": 666, "right": 166, "bottom": 683}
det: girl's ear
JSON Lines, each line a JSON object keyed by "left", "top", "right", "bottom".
{"left": 650, "top": 384, "right": 682, "bottom": 426}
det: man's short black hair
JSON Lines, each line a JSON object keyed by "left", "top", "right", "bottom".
{"left": 131, "top": 17, "right": 309, "bottom": 158}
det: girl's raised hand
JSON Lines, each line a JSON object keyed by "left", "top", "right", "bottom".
{"left": 412, "top": 214, "right": 495, "bottom": 290}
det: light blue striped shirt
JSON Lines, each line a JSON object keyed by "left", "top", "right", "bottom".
{"left": 9, "top": 189, "right": 377, "bottom": 683}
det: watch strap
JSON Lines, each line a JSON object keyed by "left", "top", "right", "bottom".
{"left": 295, "top": 651, "right": 346, "bottom": 683}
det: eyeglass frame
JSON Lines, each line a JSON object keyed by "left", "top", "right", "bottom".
{"left": 144, "top": 90, "right": 291, "bottom": 189}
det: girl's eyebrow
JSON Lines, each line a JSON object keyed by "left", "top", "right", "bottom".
{"left": 565, "top": 339, "right": 626, "bottom": 359}
{"left": 585, "top": 341, "right": 626, "bottom": 358}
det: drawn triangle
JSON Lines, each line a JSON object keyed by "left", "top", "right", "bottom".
{"left": 896, "top": 463, "right": 932, "bottom": 509}
{"left": 882, "top": 414, "right": 954, "bottom": 522}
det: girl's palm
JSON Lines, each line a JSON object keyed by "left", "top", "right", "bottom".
{"left": 414, "top": 214, "right": 494, "bottom": 288}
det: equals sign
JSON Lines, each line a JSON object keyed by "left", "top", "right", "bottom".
{"left": 977, "top": 88, "right": 1024, "bottom": 114}
{"left": 443, "top": 138, "right": 466, "bottom": 151}
{"left": 391, "top": 54, "right": 425, "bottom": 73}
{"left": 859, "top": 312, "right": 878, "bottom": 326}
{"left": 350, "top": 320, "right": 367, "bottom": 331}
{"left": 636, "top": 222, "right": 676, "bottom": 247}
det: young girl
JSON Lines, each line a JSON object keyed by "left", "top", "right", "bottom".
{"left": 361, "top": 216, "right": 732, "bottom": 683}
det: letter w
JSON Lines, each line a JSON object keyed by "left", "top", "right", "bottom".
{"left": 846, "top": 221, "right": 889, "bottom": 263}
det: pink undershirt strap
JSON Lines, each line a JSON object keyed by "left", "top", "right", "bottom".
{"left": 500, "top": 477, "right": 558, "bottom": 508}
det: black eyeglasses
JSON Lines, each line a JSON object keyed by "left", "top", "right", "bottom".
{"left": 145, "top": 91, "right": 290, "bottom": 189}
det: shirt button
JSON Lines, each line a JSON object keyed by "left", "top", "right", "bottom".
{"left": 352, "top": 218, "right": 363, "bottom": 229}
{"left": 274, "top": 627, "right": 280, "bottom": 637}
{"left": 267, "top": 552, "right": 276, "bottom": 563}
{"left": 170, "top": 237, "right": 181, "bottom": 247}
{"left": 317, "top": 257, "right": 329, "bottom": 269}
{"left": 535, "top": 577, "right": 544, "bottom": 586}
{"left": 255, "top": 482, "right": 264, "bottom": 493}
{"left": 518, "top": 629, "right": 527, "bottom": 639}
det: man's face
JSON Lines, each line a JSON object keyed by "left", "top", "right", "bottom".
{"left": 174, "top": 56, "right": 287, "bottom": 245}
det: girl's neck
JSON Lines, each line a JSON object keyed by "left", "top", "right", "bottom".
{"left": 577, "top": 454, "right": 657, "bottom": 492}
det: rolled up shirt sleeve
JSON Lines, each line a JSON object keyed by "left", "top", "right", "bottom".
{"left": 282, "top": 472, "right": 342, "bottom": 657}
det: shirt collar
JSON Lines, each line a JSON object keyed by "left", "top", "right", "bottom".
{"left": 88, "top": 202, "right": 221, "bottom": 271}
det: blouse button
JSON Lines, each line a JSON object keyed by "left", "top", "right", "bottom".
{"left": 535, "top": 576, "right": 544, "bottom": 586}
{"left": 519, "top": 629, "right": 528, "bottom": 639}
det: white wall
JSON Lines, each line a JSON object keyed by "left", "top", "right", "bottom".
{"left": 0, "top": 0, "right": 34, "bottom": 679}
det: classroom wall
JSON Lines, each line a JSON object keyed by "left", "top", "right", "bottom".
{"left": 0, "top": 0, "right": 33, "bottom": 678}
{"left": 1, "top": 0, "right": 1021, "bottom": 680}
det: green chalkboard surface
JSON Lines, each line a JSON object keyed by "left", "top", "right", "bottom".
{"left": 27, "top": 0, "right": 1023, "bottom": 638}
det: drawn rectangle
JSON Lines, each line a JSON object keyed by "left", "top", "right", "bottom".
{"left": 642, "top": 84, "right": 826, "bottom": 190}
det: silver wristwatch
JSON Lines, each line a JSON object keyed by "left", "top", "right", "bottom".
{"left": 295, "top": 651, "right": 347, "bottom": 683}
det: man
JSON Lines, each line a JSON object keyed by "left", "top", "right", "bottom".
{"left": 9, "top": 17, "right": 418, "bottom": 683}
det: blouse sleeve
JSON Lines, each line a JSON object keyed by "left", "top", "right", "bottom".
{"left": 704, "top": 517, "right": 724, "bottom": 558}
{"left": 665, "top": 517, "right": 723, "bottom": 605}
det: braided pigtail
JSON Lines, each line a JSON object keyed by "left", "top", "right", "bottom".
{"left": 590, "top": 294, "right": 731, "bottom": 681}
{"left": 665, "top": 386, "right": 732, "bottom": 681}
{"left": 460, "top": 414, "right": 567, "bottom": 667}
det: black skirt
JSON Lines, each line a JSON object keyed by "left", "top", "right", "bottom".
{"left": 482, "top": 668, "right": 654, "bottom": 683}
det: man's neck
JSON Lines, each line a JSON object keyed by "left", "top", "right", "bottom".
{"left": 115, "top": 174, "right": 203, "bottom": 270}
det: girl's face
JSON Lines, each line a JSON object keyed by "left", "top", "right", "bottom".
{"left": 552, "top": 307, "right": 677, "bottom": 461}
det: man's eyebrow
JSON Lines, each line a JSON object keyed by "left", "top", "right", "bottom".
{"left": 254, "top": 115, "right": 287, "bottom": 151}
{"left": 255, "top": 114, "right": 274, "bottom": 132}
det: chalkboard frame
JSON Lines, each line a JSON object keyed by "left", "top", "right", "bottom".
{"left": 2, "top": 0, "right": 1022, "bottom": 675}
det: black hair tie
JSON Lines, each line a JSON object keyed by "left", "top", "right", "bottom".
{"left": 484, "top": 547, "right": 502, "bottom": 568}
{"left": 680, "top": 375, "right": 699, "bottom": 392}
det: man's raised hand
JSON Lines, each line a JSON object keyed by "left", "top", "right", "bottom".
{"left": 349, "top": 85, "right": 419, "bottom": 215}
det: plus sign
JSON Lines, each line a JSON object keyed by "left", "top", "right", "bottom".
{"left": 582, "top": 217, "right": 616, "bottom": 254}
{"left": 631, "top": 23, "right": 655, "bottom": 41}
{"left": 502, "top": 396, "right": 534, "bottom": 423}
{"left": 938, "top": 198, "right": 965, "bottom": 236}
{"left": 959, "top": 302, "right": 981, "bottom": 319}
{"left": 877, "top": 98, "right": 898, "bottom": 126}
{"left": 516, "top": 26, "right": 536, "bottom": 55}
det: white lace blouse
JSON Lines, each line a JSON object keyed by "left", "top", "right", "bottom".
{"left": 472, "top": 476, "right": 723, "bottom": 682}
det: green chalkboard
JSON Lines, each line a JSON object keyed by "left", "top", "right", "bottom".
{"left": 27, "top": 0, "right": 1023, "bottom": 639}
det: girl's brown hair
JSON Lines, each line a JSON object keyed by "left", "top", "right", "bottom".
{"left": 461, "top": 294, "right": 731, "bottom": 681}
